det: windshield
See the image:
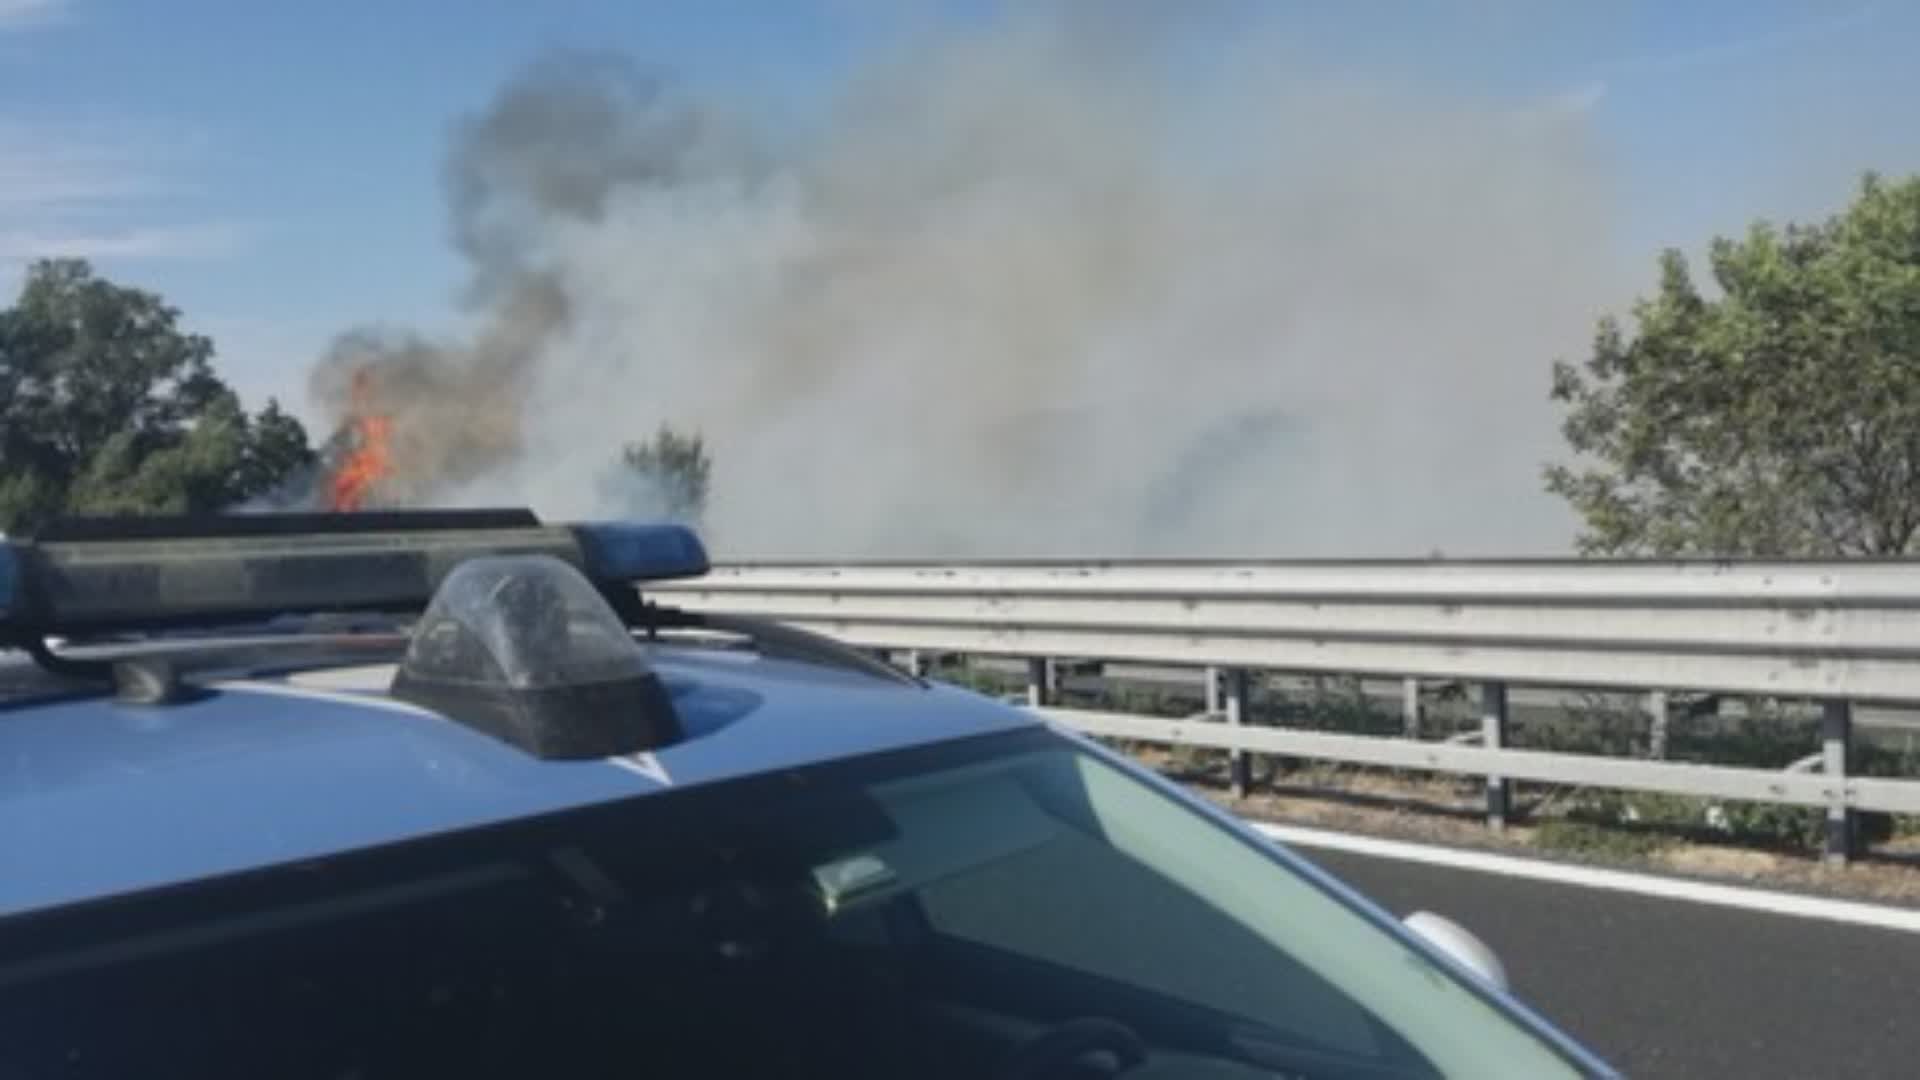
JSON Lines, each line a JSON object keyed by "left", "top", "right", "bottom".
{"left": 0, "top": 729, "right": 1588, "bottom": 1079}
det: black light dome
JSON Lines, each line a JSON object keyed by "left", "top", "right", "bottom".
{"left": 391, "top": 554, "right": 681, "bottom": 759}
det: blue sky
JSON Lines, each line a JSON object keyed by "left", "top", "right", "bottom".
{"left": 3, "top": 0, "right": 1917, "bottom": 422}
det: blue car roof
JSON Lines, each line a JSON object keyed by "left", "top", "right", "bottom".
{"left": 0, "top": 645, "right": 1038, "bottom": 918}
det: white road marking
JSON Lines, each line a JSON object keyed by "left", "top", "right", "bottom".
{"left": 1251, "top": 821, "right": 1920, "bottom": 934}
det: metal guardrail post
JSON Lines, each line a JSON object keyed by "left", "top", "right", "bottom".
{"left": 1027, "top": 658, "right": 1052, "bottom": 708}
{"left": 1402, "top": 678, "right": 1422, "bottom": 739}
{"left": 1205, "top": 666, "right": 1224, "bottom": 716}
{"left": 906, "top": 650, "right": 931, "bottom": 678}
{"left": 1823, "top": 699, "right": 1857, "bottom": 864}
{"left": 1647, "top": 690, "right": 1670, "bottom": 760}
{"left": 1224, "top": 667, "right": 1251, "bottom": 798}
{"left": 1483, "top": 681, "right": 1510, "bottom": 829}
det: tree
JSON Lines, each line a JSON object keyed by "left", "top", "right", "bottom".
{"left": 613, "top": 425, "right": 711, "bottom": 523}
{"left": 1546, "top": 173, "right": 1920, "bottom": 556}
{"left": 0, "top": 259, "right": 316, "bottom": 533}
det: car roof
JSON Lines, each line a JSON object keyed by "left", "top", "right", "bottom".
{"left": 0, "top": 643, "right": 1039, "bottom": 919}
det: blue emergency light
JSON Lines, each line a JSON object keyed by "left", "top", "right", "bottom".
{"left": 0, "top": 510, "right": 709, "bottom": 642}
{"left": 573, "top": 521, "right": 712, "bottom": 585}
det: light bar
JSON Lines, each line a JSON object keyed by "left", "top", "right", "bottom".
{"left": 0, "top": 512, "right": 710, "bottom": 641}
{"left": 390, "top": 554, "right": 685, "bottom": 759}
{"left": 571, "top": 522, "right": 710, "bottom": 585}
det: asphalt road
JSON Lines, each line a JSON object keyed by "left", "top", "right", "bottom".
{"left": 1298, "top": 844, "right": 1920, "bottom": 1079}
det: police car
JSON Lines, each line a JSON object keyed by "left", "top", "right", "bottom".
{"left": 0, "top": 511, "right": 1615, "bottom": 1078}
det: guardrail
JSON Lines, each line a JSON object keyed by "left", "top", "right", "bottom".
{"left": 651, "top": 559, "right": 1920, "bottom": 863}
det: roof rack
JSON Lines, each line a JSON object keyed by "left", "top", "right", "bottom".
{"left": 0, "top": 511, "right": 925, "bottom": 697}
{"left": 0, "top": 509, "right": 709, "bottom": 646}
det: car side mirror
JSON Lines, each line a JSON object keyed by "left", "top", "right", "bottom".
{"left": 1403, "top": 910, "right": 1509, "bottom": 992}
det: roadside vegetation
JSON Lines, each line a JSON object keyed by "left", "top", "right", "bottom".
{"left": 0, "top": 260, "right": 711, "bottom": 532}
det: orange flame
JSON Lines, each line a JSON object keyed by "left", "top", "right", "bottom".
{"left": 329, "top": 370, "right": 394, "bottom": 512}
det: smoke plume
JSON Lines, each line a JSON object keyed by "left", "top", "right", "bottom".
{"left": 313, "top": 8, "right": 1623, "bottom": 557}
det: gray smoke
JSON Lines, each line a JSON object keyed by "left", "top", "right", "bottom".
{"left": 308, "top": 51, "right": 747, "bottom": 505}
{"left": 317, "top": 9, "right": 1622, "bottom": 557}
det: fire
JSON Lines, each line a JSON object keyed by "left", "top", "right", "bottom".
{"left": 328, "top": 370, "right": 394, "bottom": 511}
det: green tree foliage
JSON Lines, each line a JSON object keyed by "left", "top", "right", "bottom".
{"left": 1546, "top": 173, "right": 1920, "bottom": 556}
{"left": 618, "top": 425, "right": 711, "bottom": 523}
{"left": 0, "top": 259, "right": 316, "bottom": 533}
